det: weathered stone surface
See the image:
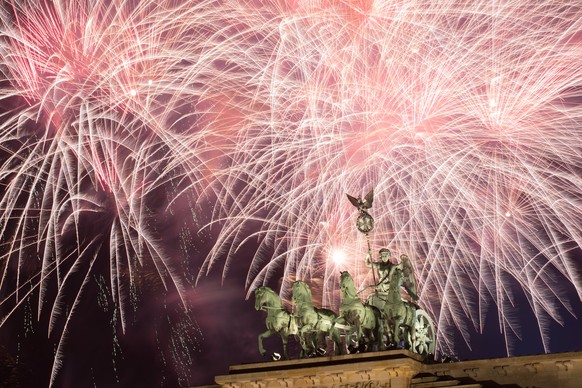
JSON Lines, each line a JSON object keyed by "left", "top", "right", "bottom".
{"left": 212, "top": 349, "right": 582, "bottom": 388}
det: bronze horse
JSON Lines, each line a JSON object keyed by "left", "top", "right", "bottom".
{"left": 292, "top": 280, "right": 342, "bottom": 356}
{"left": 254, "top": 286, "right": 299, "bottom": 359}
{"left": 336, "top": 271, "right": 384, "bottom": 352}
{"left": 368, "top": 264, "right": 416, "bottom": 347}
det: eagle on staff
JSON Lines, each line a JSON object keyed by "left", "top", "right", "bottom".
{"left": 346, "top": 189, "right": 374, "bottom": 234}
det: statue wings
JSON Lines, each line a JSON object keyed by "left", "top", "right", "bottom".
{"left": 400, "top": 255, "right": 419, "bottom": 301}
{"left": 346, "top": 189, "right": 374, "bottom": 211}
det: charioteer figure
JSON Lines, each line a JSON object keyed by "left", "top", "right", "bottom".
{"left": 366, "top": 248, "right": 394, "bottom": 292}
{"left": 367, "top": 249, "right": 418, "bottom": 301}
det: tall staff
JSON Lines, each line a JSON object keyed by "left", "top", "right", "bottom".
{"left": 346, "top": 189, "right": 375, "bottom": 283}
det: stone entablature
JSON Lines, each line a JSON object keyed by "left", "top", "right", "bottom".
{"left": 426, "top": 351, "right": 581, "bottom": 388}
{"left": 212, "top": 349, "right": 582, "bottom": 388}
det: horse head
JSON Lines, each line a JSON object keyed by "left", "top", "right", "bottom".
{"left": 389, "top": 265, "right": 402, "bottom": 281}
{"left": 340, "top": 271, "right": 357, "bottom": 300}
{"left": 255, "top": 286, "right": 279, "bottom": 310}
{"left": 340, "top": 271, "right": 350, "bottom": 280}
{"left": 291, "top": 280, "right": 312, "bottom": 306}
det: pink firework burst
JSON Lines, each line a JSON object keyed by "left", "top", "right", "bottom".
{"left": 200, "top": 0, "right": 582, "bottom": 357}
{"left": 1, "top": 0, "right": 582, "bottom": 384}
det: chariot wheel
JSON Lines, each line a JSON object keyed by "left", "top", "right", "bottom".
{"left": 412, "top": 309, "right": 435, "bottom": 355}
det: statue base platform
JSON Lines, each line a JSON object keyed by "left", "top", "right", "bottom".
{"left": 213, "top": 349, "right": 582, "bottom": 387}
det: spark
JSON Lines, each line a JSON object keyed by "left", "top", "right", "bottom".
{"left": 198, "top": 0, "right": 582, "bottom": 358}
{"left": 1, "top": 0, "right": 582, "bottom": 384}
{"left": 330, "top": 248, "right": 347, "bottom": 265}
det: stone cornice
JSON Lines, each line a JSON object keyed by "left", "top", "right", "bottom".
{"left": 213, "top": 350, "right": 582, "bottom": 388}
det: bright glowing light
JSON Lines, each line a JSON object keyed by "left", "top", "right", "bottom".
{"left": 330, "top": 248, "right": 347, "bottom": 265}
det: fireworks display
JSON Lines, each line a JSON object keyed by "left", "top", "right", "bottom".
{"left": 1, "top": 0, "right": 582, "bottom": 386}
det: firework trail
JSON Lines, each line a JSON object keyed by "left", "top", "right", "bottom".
{"left": 1, "top": 0, "right": 582, "bottom": 384}
{"left": 198, "top": 0, "right": 582, "bottom": 357}
{"left": 0, "top": 0, "right": 229, "bottom": 384}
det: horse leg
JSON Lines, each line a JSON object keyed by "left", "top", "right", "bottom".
{"left": 308, "top": 330, "right": 319, "bottom": 356}
{"left": 384, "top": 316, "right": 393, "bottom": 346}
{"left": 305, "top": 331, "right": 316, "bottom": 357}
{"left": 354, "top": 321, "right": 367, "bottom": 352}
{"left": 298, "top": 327, "right": 308, "bottom": 358}
{"left": 331, "top": 328, "right": 343, "bottom": 355}
{"left": 406, "top": 306, "right": 416, "bottom": 349}
{"left": 393, "top": 317, "right": 401, "bottom": 346}
{"left": 326, "top": 327, "right": 343, "bottom": 355}
{"left": 357, "top": 321, "right": 364, "bottom": 343}
{"left": 376, "top": 317, "right": 385, "bottom": 351}
{"left": 316, "top": 332, "right": 327, "bottom": 356}
{"left": 387, "top": 315, "right": 399, "bottom": 347}
{"left": 258, "top": 330, "right": 272, "bottom": 356}
{"left": 397, "top": 306, "right": 412, "bottom": 348}
{"left": 381, "top": 317, "right": 391, "bottom": 350}
{"left": 281, "top": 334, "right": 289, "bottom": 360}
{"left": 332, "top": 317, "right": 349, "bottom": 354}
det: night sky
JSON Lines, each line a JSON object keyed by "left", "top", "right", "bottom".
{"left": 2, "top": 1, "right": 582, "bottom": 387}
